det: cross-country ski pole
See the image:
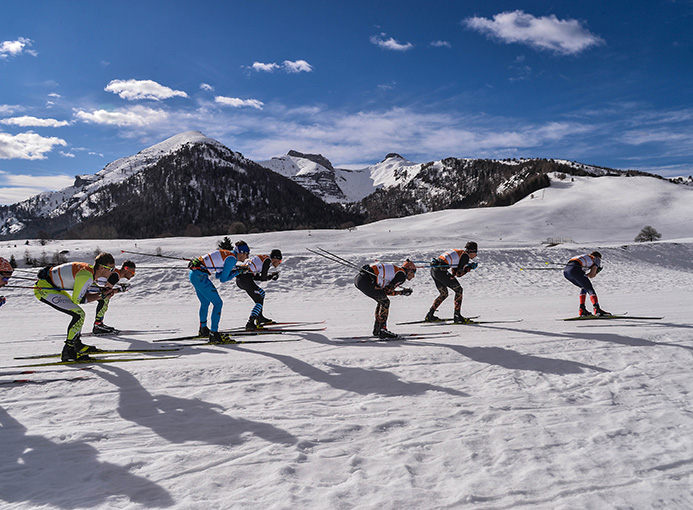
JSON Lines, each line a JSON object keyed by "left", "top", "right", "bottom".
{"left": 307, "top": 247, "right": 378, "bottom": 278}
{"left": 120, "top": 249, "right": 191, "bottom": 261}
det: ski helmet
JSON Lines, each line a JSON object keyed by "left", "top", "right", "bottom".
{"left": 465, "top": 241, "right": 478, "bottom": 253}
{"left": 402, "top": 259, "right": 417, "bottom": 274}
{"left": 0, "top": 257, "right": 13, "bottom": 274}
{"left": 270, "top": 249, "right": 282, "bottom": 260}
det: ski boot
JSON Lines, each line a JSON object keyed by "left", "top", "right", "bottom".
{"left": 61, "top": 338, "right": 93, "bottom": 362}
{"left": 198, "top": 325, "right": 211, "bottom": 338}
{"left": 92, "top": 321, "right": 117, "bottom": 335}
{"left": 593, "top": 306, "right": 611, "bottom": 317}
{"left": 245, "top": 318, "right": 259, "bottom": 331}
{"left": 74, "top": 335, "right": 98, "bottom": 354}
{"left": 209, "top": 331, "right": 235, "bottom": 344}
{"left": 256, "top": 314, "right": 275, "bottom": 326}
{"left": 425, "top": 310, "right": 442, "bottom": 322}
{"left": 453, "top": 313, "right": 473, "bottom": 324}
{"left": 378, "top": 328, "right": 398, "bottom": 340}
{"left": 579, "top": 305, "right": 593, "bottom": 317}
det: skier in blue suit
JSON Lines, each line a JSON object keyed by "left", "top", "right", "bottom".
{"left": 188, "top": 240, "right": 250, "bottom": 342}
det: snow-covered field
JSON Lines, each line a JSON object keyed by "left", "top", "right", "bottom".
{"left": 2, "top": 175, "right": 693, "bottom": 509}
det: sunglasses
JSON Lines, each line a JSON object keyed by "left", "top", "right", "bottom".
{"left": 101, "top": 264, "right": 116, "bottom": 272}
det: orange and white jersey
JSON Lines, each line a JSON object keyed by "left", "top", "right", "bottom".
{"left": 437, "top": 249, "right": 467, "bottom": 267}
{"left": 242, "top": 254, "right": 270, "bottom": 275}
{"left": 368, "top": 263, "right": 404, "bottom": 288}
{"left": 199, "top": 250, "right": 236, "bottom": 274}
{"left": 569, "top": 254, "right": 601, "bottom": 270}
{"left": 48, "top": 262, "right": 95, "bottom": 303}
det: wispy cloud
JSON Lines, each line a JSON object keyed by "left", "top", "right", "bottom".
{"left": 464, "top": 10, "right": 604, "bottom": 55}
{"left": 215, "top": 96, "right": 264, "bottom": 110}
{"left": 370, "top": 33, "right": 414, "bottom": 51}
{"left": 0, "top": 132, "right": 67, "bottom": 160}
{"left": 430, "top": 40, "right": 452, "bottom": 48}
{"left": 73, "top": 105, "right": 169, "bottom": 126}
{"left": 200, "top": 83, "right": 214, "bottom": 91}
{"left": 0, "top": 170, "right": 75, "bottom": 204}
{"left": 105, "top": 79, "right": 189, "bottom": 101}
{"left": 0, "top": 37, "right": 37, "bottom": 59}
{"left": 249, "top": 60, "right": 313, "bottom": 73}
{"left": 1, "top": 116, "right": 70, "bottom": 128}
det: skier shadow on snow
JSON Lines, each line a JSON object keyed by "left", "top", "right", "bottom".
{"left": 431, "top": 341, "right": 608, "bottom": 375}
{"left": 0, "top": 406, "right": 173, "bottom": 509}
{"left": 482, "top": 323, "right": 693, "bottom": 355}
{"left": 239, "top": 334, "right": 469, "bottom": 397}
{"left": 95, "top": 365, "right": 297, "bottom": 447}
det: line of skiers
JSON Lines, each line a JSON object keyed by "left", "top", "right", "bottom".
{"left": 0, "top": 242, "right": 607, "bottom": 359}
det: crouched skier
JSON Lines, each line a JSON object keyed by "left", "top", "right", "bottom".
{"left": 354, "top": 260, "right": 416, "bottom": 339}
{"left": 237, "top": 249, "right": 283, "bottom": 331}
{"left": 34, "top": 252, "right": 120, "bottom": 361}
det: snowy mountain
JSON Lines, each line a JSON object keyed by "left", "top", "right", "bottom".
{"left": 0, "top": 132, "right": 358, "bottom": 239}
{"left": 0, "top": 130, "right": 682, "bottom": 240}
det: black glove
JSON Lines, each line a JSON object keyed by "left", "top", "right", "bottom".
{"left": 400, "top": 288, "right": 413, "bottom": 296}
{"left": 188, "top": 258, "right": 203, "bottom": 269}
{"left": 465, "top": 262, "right": 478, "bottom": 271}
{"left": 269, "top": 272, "right": 279, "bottom": 281}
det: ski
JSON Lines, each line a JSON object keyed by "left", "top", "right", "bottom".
{"left": 14, "top": 347, "right": 182, "bottom": 360}
{"left": 176, "top": 338, "right": 304, "bottom": 347}
{"left": 396, "top": 316, "right": 480, "bottom": 325}
{"left": 425, "top": 319, "right": 523, "bottom": 325}
{"left": 8, "top": 355, "right": 181, "bottom": 369}
{"left": 0, "top": 367, "right": 94, "bottom": 377}
{"left": 226, "top": 326, "right": 326, "bottom": 333}
{"left": 334, "top": 331, "right": 454, "bottom": 342}
{"left": 561, "top": 315, "right": 663, "bottom": 321}
{"left": 152, "top": 326, "right": 325, "bottom": 343}
{"left": 255, "top": 320, "right": 326, "bottom": 327}
{"left": 0, "top": 376, "right": 90, "bottom": 386}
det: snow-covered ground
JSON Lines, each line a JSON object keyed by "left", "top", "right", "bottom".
{"left": 1, "top": 175, "right": 693, "bottom": 509}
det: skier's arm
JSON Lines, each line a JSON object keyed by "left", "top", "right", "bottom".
{"left": 217, "top": 256, "right": 241, "bottom": 282}
{"left": 382, "top": 272, "right": 407, "bottom": 295}
{"left": 255, "top": 258, "right": 272, "bottom": 281}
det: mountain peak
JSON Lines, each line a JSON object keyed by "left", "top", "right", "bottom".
{"left": 287, "top": 150, "right": 335, "bottom": 171}
{"left": 382, "top": 153, "right": 405, "bottom": 162}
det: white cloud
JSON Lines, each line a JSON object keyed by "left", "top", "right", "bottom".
{"left": 252, "top": 62, "right": 281, "bottom": 72}
{"left": 370, "top": 33, "right": 414, "bottom": 51}
{"left": 283, "top": 60, "right": 313, "bottom": 73}
{"left": 215, "top": 96, "right": 264, "bottom": 110}
{"left": 0, "top": 37, "right": 36, "bottom": 59}
{"left": 0, "top": 105, "right": 22, "bottom": 115}
{"left": 430, "top": 40, "right": 452, "bottom": 48}
{"left": 250, "top": 60, "right": 312, "bottom": 73}
{"left": 59, "top": 151, "right": 76, "bottom": 158}
{"left": 200, "top": 83, "right": 214, "bottom": 91}
{"left": 74, "top": 105, "right": 169, "bottom": 126}
{"left": 0, "top": 131, "right": 67, "bottom": 160}
{"left": 0, "top": 116, "right": 70, "bottom": 128}
{"left": 464, "top": 10, "right": 604, "bottom": 55}
{"left": 105, "top": 79, "right": 189, "bottom": 101}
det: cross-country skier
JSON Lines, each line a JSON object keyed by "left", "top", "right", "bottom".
{"left": 563, "top": 251, "right": 610, "bottom": 317}
{"left": 34, "top": 252, "right": 120, "bottom": 361}
{"left": 0, "top": 257, "right": 13, "bottom": 308}
{"left": 354, "top": 259, "right": 416, "bottom": 339}
{"left": 237, "top": 249, "right": 283, "bottom": 330}
{"left": 91, "top": 260, "right": 136, "bottom": 334}
{"left": 188, "top": 240, "right": 250, "bottom": 343}
{"left": 425, "top": 241, "right": 478, "bottom": 323}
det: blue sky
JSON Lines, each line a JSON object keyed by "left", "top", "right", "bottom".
{"left": 1, "top": 0, "right": 692, "bottom": 204}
